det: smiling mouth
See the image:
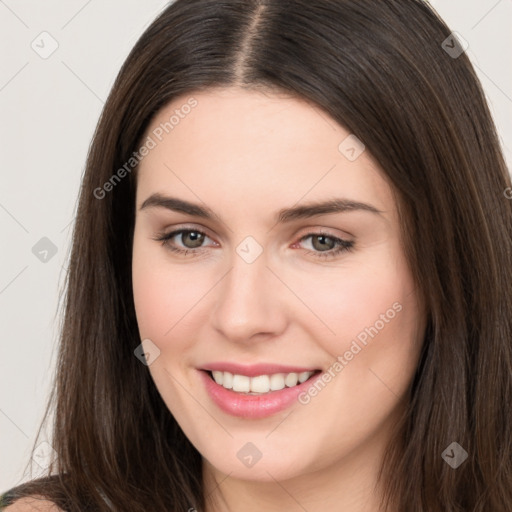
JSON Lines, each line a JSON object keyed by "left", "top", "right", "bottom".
{"left": 205, "top": 369, "right": 322, "bottom": 395}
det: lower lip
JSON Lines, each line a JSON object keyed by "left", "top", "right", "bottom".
{"left": 199, "top": 370, "right": 322, "bottom": 419}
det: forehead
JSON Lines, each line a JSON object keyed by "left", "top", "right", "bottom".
{"left": 136, "top": 87, "right": 393, "bottom": 216}
{"left": 144, "top": 88, "right": 342, "bottom": 159}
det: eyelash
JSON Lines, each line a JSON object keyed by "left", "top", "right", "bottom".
{"left": 152, "top": 228, "right": 354, "bottom": 259}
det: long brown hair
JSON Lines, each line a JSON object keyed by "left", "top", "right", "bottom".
{"left": 3, "top": 0, "right": 512, "bottom": 510}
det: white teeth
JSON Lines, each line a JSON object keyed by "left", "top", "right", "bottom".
{"left": 269, "top": 373, "right": 285, "bottom": 391}
{"left": 285, "top": 372, "right": 298, "bottom": 387}
{"left": 212, "top": 370, "right": 223, "bottom": 385}
{"left": 210, "top": 370, "right": 316, "bottom": 394}
{"left": 222, "top": 371, "right": 233, "bottom": 389}
{"left": 298, "top": 371, "right": 311, "bottom": 383}
{"left": 232, "top": 374, "right": 250, "bottom": 392}
{"left": 250, "top": 374, "right": 270, "bottom": 393}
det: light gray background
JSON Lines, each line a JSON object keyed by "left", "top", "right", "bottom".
{"left": 1, "top": 0, "right": 511, "bottom": 491}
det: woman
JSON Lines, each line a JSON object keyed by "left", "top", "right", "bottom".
{"left": 2, "top": 0, "right": 511, "bottom": 510}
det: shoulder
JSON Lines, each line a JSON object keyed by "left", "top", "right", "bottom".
{"left": 1, "top": 475, "right": 68, "bottom": 511}
{"left": 1, "top": 496, "right": 64, "bottom": 511}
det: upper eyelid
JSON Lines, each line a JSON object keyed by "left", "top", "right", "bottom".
{"left": 178, "top": 228, "right": 216, "bottom": 245}
{"left": 161, "top": 221, "right": 352, "bottom": 238}
{"left": 163, "top": 226, "right": 350, "bottom": 247}
{"left": 171, "top": 226, "right": 211, "bottom": 235}
{"left": 164, "top": 224, "right": 216, "bottom": 239}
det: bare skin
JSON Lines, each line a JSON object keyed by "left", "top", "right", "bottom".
{"left": 132, "top": 87, "right": 426, "bottom": 511}
{"left": 4, "top": 497, "right": 63, "bottom": 511}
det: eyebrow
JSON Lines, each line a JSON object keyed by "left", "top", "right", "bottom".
{"left": 139, "top": 193, "right": 383, "bottom": 223}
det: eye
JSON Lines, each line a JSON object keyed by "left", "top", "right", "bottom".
{"left": 296, "top": 233, "right": 354, "bottom": 259}
{"left": 152, "top": 228, "right": 216, "bottom": 256}
{"left": 152, "top": 228, "right": 354, "bottom": 260}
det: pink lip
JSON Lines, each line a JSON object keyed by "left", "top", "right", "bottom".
{"left": 199, "top": 369, "right": 322, "bottom": 419}
{"left": 201, "top": 362, "right": 318, "bottom": 377}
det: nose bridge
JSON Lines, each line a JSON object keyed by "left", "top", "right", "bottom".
{"left": 211, "top": 245, "right": 285, "bottom": 341}
{"left": 221, "top": 250, "right": 271, "bottom": 316}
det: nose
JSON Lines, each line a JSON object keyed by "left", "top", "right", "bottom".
{"left": 210, "top": 249, "right": 288, "bottom": 344}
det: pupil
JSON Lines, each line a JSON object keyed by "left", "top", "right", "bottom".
{"left": 183, "top": 231, "right": 204, "bottom": 248}
{"left": 313, "top": 235, "right": 334, "bottom": 251}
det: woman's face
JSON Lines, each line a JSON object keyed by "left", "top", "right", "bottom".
{"left": 132, "top": 87, "right": 425, "bottom": 484}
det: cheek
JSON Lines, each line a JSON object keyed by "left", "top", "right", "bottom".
{"left": 131, "top": 243, "right": 208, "bottom": 413}
{"left": 132, "top": 245, "right": 169, "bottom": 340}
{"left": 288, "top": 254, "right": 411, "bottom": 342}
{"left": 132, "top": 239, "right": 212, "bottom": 353}
{"left": 288, "top": 244, "right": 423, "bottom": 385}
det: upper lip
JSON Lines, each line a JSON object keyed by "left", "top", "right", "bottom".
{"left": 200, "top": 362, "right": 320, "bottom": 377}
